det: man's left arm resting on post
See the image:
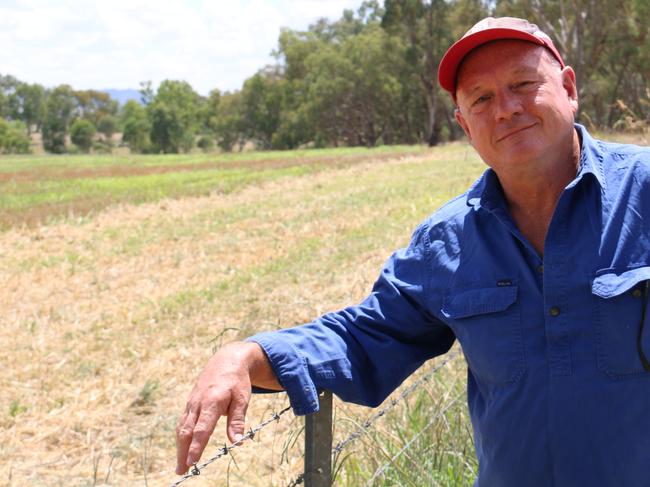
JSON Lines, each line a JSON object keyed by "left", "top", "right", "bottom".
{"left": 248, "top": 222, "right": 456, "bottom": 415}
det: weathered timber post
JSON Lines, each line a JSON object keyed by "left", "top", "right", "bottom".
{"left": 304, "top": 390, "right": 333, "bottom": 487}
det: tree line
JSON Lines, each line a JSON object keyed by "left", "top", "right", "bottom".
{"left": 1, "top": 0, "right": 647, "bottom": 155}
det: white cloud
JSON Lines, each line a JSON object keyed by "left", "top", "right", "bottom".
{"left": 0, "top": 0, "right": 365, "bottom": 95}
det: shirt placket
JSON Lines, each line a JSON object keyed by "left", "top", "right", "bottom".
{"left": 542, "top": 195, "right": 573, "bottom": 377}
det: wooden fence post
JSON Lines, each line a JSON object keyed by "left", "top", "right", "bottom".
{"left": 304, "top": 390, "right": 333, "bottom": 487}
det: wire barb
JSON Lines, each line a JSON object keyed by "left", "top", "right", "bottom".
{"left": 285, "top": 472, "right": 305, "bottom": 487}
{"left": 170, "top": 405, "right": 292, "bottom": 486}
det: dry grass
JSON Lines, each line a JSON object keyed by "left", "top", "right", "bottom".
{"left": 0, "top": 144, "right": 483, "bottom": 486}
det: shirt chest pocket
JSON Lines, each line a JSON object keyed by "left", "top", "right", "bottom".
{"left": 441, "top": 282, "right": 525, "bottom": 385}
{"left": 592, "top": 266, "right": 650, "bottom": 377}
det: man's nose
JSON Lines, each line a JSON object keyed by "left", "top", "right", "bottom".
{"left": 494, "top": 91, "right": 522, "bottom": 120}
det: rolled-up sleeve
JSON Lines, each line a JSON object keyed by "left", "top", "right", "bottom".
{"left": 247, "top": 223, "right": 455, "bottom": 415}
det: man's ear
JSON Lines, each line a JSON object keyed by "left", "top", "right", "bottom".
{"left": 455, "top": 107, "right": 472, "bottom": 142}
{"left": 561, "top": 66, "right": 579, "bottom": 114}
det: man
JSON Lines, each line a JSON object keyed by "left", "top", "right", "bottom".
{"left": 176, "top": 17, "right": 650, "bottom": 486}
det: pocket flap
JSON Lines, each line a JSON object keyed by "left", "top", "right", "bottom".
{"left": 592, "top": 266, "right": 650, "bottom": 299}
{"left": 442, "top": 283, "right": 518, "bottom": 319}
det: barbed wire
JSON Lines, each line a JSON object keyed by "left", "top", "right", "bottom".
{"left": 170, "top": 405, "right": 292, "bottom": 487}
{"left": 331, "top": 351, "right": 460, "bottom": 456}
{"left": 363, "top": 393, "right": 463, "bottom": 486}
{"left": 285, "top": 351, "right": 461, "bottom": 487}
{"left": 170, "top": 352, "right": 461, "bottom": 486}
{"left": 285, "top": 471, "right": 305, "bottom": 487}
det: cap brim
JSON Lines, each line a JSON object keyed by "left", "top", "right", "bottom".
{"left": 438, "top": 28, "right": 552, "bottom": 94}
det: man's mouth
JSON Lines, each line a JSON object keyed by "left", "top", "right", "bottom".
{"left": 496, "top": 124, "right": 536, "bottom": 142}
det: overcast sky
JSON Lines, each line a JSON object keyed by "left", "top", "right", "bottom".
{"left": 0, "top": 0, "right": 365, "bottom": 95}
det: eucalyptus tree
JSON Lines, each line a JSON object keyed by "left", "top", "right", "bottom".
{"left": 120, "top": 100, "right": 151, "bottom": 153}
{"left": 147, "top": 80, "right": 201, "bottom": 153}
{"left": 42, "top": 85, "right": 76, "bottom": 153}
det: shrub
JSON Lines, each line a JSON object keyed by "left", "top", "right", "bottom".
{"left": 70, "top": 119, "right": 97, "bottom": 153}
{"left": 0, "top": 120, "right": 31, "bottom": 154}
{"left": 197, "top": 135, "right": 215, "bottom": 152}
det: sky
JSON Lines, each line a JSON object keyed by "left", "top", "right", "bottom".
{"left": 0, "top": 0, "right": 365, "bottom": 95}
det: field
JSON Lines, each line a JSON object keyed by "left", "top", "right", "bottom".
{"left": 1, "top": 138, "right": 589, "bottom": 486}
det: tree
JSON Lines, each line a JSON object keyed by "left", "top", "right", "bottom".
{"left": 120, "top": 100, "right": 151, "bottom": 153}
{"left": 70, "top": 119, "right": 97, "bottom": 152}
{"left": 0, "top": 90, "right": 6, "bottom": 120}
{"left": 238, "top": 68, "right": 285, "bottom": 149}
{"left": 97, "top": 115, "right": 117, "bottom": 144}
{"left": 139, "top": 81, "right": 154, "bottom": 105}
{"left": 200, "top": 89, "right": 221, "bottom": 133}
{"left": 271, "top": 29, "right": 326, "bottom": 148}
{"left": 147, "top": 80, "right": 200, "bottom": 153}
{"left": 272, "top": 2, "right": 413, "bottom": 148}
{"left": 382, "top": 0, "right": 472, "bottom": 145}
{"left": 302, "top": 26, "right": 408, "bottom": 147}
{"left": 212, "top": 91, "right": 245, "bottom": 152}
{"left": 42, "top": 85, "right": 76, "bottom": 153}
{"left": 0, "top": 74, "right": 20, "bottom": 120}
{"left": 12, "top": 83, "right": 46, "bottom": 134}
{"left": 73, "top": 90, "right": 118, "bottom": 127}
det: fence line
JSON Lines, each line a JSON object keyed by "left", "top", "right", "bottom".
{"left": 332, "top": 352, "right": 460, "bottom": 457}
{"left": 170, "top": 351, "right": 462, "bottom": 486}
{"left": 363, "top": 394, "right": 463, "bottom": 486}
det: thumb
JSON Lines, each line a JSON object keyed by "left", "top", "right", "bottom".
{"left": 226, "top": 391, "right": 249, "bottom": 444}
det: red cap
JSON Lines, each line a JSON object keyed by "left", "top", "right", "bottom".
{"left": 438, "top": 17, "right": 565, "bottom": 95}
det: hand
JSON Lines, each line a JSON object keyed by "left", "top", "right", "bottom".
{"left": 175, "top": 341, "right": 281, "bottom": 475}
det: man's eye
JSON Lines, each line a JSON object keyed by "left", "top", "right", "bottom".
{"left": 472, "top": 95, "right": 490, "bottom": 106}
{"left": 514, "top": 81, "right": 534, "bottom": 89}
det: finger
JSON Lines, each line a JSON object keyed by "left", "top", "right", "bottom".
{"left": 186, "top": 405, "right": 221, "bottom": 467}
{"left": 226, "top": 390, "right": 250, "bottom": 444}
{"left": 175, "top": 407, "right": 198, "bottom": 475}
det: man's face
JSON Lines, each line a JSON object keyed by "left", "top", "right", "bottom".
{"left": 454, "top": 40, "right": 578, "bottom": 177}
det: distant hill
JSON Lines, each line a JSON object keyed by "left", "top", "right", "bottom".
{"left": 102, "top": 89, "right": 141, "bottom": 106}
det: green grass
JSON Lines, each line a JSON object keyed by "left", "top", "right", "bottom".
{"left": 0, "top": 145, "right": 429, "bottom": 230}
{"left": 2, "top": 165, "right": 310, "bottom": 210}
{"left": 333, "top": 360, "right": 477, "bottom": 486}
{"left": 0, "top": 145, "right": 428, "bottom": 173}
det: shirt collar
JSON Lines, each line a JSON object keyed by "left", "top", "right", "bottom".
{"left": 466, "top": 168, "right": 502, "bottom": 212}
{"left": 571, "top": 123, "right": 606, "bottom": 190}
{"left": 466, "top": 123, "right": 606, "bottom": 211}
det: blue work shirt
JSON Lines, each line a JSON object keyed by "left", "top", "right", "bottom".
{"left": 249, "top": 125, "right": 650, "bottom": 486}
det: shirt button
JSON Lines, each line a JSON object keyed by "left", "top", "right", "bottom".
{"left": 549, "top": 306, "right": 561, "bottom": 317}
{"left": 632, "top": 288, "right": 643, "bottom": 298}
{"left": 537, "top": 265, "right": 544, "bottom": 274}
